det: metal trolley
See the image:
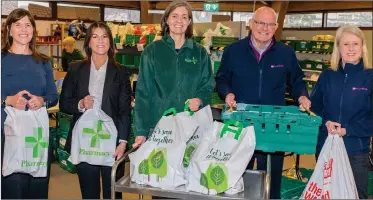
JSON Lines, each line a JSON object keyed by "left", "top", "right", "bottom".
{"left": 111, "top": 147, "right": 271, "bottom": 199}
{"left": 111, "top": 104, "right": 320, "bottom": 199}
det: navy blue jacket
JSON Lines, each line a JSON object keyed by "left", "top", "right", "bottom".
{"left": 310, "top": 60, "right": 373, "bottom": 156}
{"left": 216, "top": 36, "right": 308, "bottom": 106}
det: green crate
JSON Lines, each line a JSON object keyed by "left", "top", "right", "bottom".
{"left": 121, "top": 55, "right": 135, "bottom": 67}
{"left": 295, "top": 41, "right": 312, "bottom": 51}
{"left": 213, "top": 61, "right": 221, "bottom": 75}
{"left": 300, "top": 60, "right": 315, "bottom": 70}
{"left": 311, "top": 41, "right": 334, "bottom": 53}
{"left": 134, "top": 56, "right": 140, "bottom": 67}
{"left": 125, "top": 34, "right": 141, "bottom": 45}
{"left": 146, "top": 34, "right": 156, "bottom": 45}
{"left": 57, "top": 148, "right": 76, "bottom": 173}
{"left": 210, "top": 92, "right": 224, "bottom": 105}
{"left": 57, "top": 112, "right": 72, "bottom": 132}
{"left": 212, "top": 36, "right": 239, "bottom": 47}
{"left": 222, "top": 104, "right": 322, "bottom": 154}
{"left": 281, "top": 176, "right": 306, "bottom": 199}
{"left": 306, "top": 80, "right": 316, "bottom": 91}
{"left": 115, "top": 53, "right": 122, "bottom": 64}
{"left": 312, "top": 62, "right": 327, "bottom": 71}
{"left": 192, "top": 36, "right": 205, "bottom": 44}
{"left": 282, "top": 40, "right": 296, "bottom": 49}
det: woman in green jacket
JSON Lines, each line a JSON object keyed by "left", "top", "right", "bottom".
{"left": 132, "top": 0, "right": 214, "bottom": 148}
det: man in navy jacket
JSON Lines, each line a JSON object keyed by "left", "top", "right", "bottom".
{"left": 216, "top": 6, "right": 311, "bottom": 199}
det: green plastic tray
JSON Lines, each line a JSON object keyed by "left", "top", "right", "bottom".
{"left": 57, "top": 148, "right": 76, "bottom": 173}
{"left": 222, "top": 104, "right": 322, "bottom": 154}
{"left": 295, "top": 40, "right": 312, "bottom": 51}
{"left": 57, "top": 112, "right": 72, "bottom": 132}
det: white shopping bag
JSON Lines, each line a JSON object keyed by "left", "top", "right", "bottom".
{"left": 2, "top": 106, "right": 49, "bottom": 177}
{"left": 68, "top": 107, "right": 117, "bottom": 166}
{"left": 300, "top": 135, "right": 358, "bottom": 199}
{"left": 186, "top": 120, "right": 256, "bottom": 195}
{"left": 183, "top": 105, "right": 213, "bottom": 169}
{"left": 129, "top": 107, "right": 198, "bottom": 189}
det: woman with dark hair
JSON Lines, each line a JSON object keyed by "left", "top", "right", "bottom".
{"left": 132, "top": 0, "right": 214, "bottom": 148}
{"left": 1, "top": 8, "right": 58, "bottom": 199}
{"left": 59, "top": 21, "right": 131, "bottom": 199}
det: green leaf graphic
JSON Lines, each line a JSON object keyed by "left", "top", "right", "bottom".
{"left": 151, "top": 150, "right": 164, "bottom": 169}
{"left": 200, "top": 173, "right": 208, "bottom": 189}
{"left": 91, "top": 135, "right": 98, "bottom": 147}
{"left": 210, "top": 166, "right": 225, "bottom": 186}
{"left": 183, "top": 145, "right": 196, "bottom": 168}
{"left": 98, "top": 133, "right": 111, "bottom": 140}
{"left": 138, "top": 159, "right": 149, "bottom": 175}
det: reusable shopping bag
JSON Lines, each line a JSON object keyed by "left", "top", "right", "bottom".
{"left": 183, "top": 105, "right": 213, "bottom": 169}
{"left": 129, "top": 107, "right": 198, "bottom": 189}
{"left": 300, "top": 135, "right": 359, "bottom": 199}
{"left": 68, "top": 107, "right": 117, "bottom": 166}
{"left": 2, "top": 106, "right": 50, "bottom": 177}
{"left": 186, "top": 120, "right": 256, "bottom": 195}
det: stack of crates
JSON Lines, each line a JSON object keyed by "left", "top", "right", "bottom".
{"left": 125, "top": 34, "right": 141, "bottom": 46}
{"left": 222, "top": 104, "right": 322, "bottom": 154}
{"left": 56, "top": 112, "right": 76, "bottom": 173}
{"left": 212, "top": 36, "right": 239, "bottom": 47}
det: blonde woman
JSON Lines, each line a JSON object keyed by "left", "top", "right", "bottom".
{"left": 306, "top": 24, "right": 372, "bottom": 199}
{"left": 61, "top": 36, "right": 84, "bottom": 72}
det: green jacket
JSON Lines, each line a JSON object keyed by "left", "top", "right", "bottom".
{"left": 62, "top": 49, "right": 85, "bottom": 72}
{"left": 134, "top": 34, "right": 214, "bottom": 137}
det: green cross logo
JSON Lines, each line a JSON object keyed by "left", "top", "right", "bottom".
{"left": 25, "top": 127, "right": 48, "bottom": 158}
{"left": 82, "top": 120, "right": 111, "bottom": 148}
{"left": 185, "top": 57, "right": 197, "bottom": 64}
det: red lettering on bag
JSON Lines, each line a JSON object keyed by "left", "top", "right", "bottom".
{"left": 323, "top": 158, "right": 333, "bottom": 179}
{"left": 322, "top": 190, "right": 331, "bottom": 199}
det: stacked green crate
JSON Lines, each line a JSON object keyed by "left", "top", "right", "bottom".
{"left": 125, "top": 34, "right": 141, "bottom": 46}
{"left": 369, "top": 170, "right": 373, "bottom": 195}
{"left": 146, "top": 34, "right": 156, "bottom": 45}
{"left": 192, "top": 36, "right": 205, "bottom": 44}
{"left": 295, "top": 40, "right": 312, "bottom": 52}
{"left": 56, "top": 112, "right": 76, "bottom": 173}
{"left": 212, "top": 36, "right": 239, "bottom": 47}
{"left": 222, "top": 104, "right": 322, "bottom": 154}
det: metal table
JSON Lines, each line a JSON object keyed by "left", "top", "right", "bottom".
{"left": 111, "top": 148, "right": 271, "bottom": 199}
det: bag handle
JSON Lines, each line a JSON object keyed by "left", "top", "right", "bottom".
{"left": 183, "top": 101, "right": 194, "bottom": 116}
{"left": 220, "top": 120, "right": 243, "bottom": 140}
{"left": 162, "top": 108, "right": 177, "bottom": 116}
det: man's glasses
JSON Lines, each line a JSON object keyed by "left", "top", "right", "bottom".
{"left": 253, "top": 19, "right": 277, "bottom": 28}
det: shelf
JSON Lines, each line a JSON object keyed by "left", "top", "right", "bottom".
{"left": 116, "top": 46, "right": 142, "bottom": 56}
{"left": 295, "top": 50, "right": 331, "bottom": 55}
{"left": 302, "top": 69, "right": 322, "bottom": 73}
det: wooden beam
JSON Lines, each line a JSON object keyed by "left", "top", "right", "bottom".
{"left": 63, "top": 1, "right": 140, "bottom": 9}
{"left": 141, "top": 1, "right": 152, "bottom": 24}
{"left": 272, "top": 1, "right": 289, "bottom": 40}
{"left": 287, "top": 1, "right": 373, "bottom": 12}
{"left": 154, "top": 1, "right": 267, "bottom": 12}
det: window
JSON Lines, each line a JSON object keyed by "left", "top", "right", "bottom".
{"left": 233, "top": 12, "right": 253, "bottom": 25}
{"left": 326, "top": 11, "right": 372, "bottom": 27}
{"left": 148, "top": 10, "right": 165, "bottom": 14}
{"left": 192, "top": 11, "right": 231, "bottom": 23}
{"left": 284, "top": 13, "right": 323, "bottom": 28}
{"left": 105, "top": 7, "right": 140, "bottom": 23}
{"left": 57, "top": 3, "right": 100, "bottom": 21}
{"left": 2, "top": 1, "right": 51, "bottom": 17}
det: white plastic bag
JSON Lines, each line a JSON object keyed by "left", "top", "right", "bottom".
{"left": 183, "top": 105, "right": 213, "bottom": 169}
{"left": 300, "top": 135, "right": 358, "bottom": 199}
{"left": 2, "top": 106, "right": 49, "bottom": 177}
{"left": 129, "top": 108, "right": 198, "bottom": 189}
{"left": 68, "top": 108, "right": 117, "bottom": 167}
{"left": 186, "top": 120, "right": 256, "bottom": 195}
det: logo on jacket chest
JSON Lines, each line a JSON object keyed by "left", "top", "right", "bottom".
{"left": 352, "top": 87, "right": 368, "bottom": 91}
{"left": 271, "top": 64, "right": 284, "bottom": 68}
{"left": 185, "top": 57, "right": 197, "bottom": 64}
